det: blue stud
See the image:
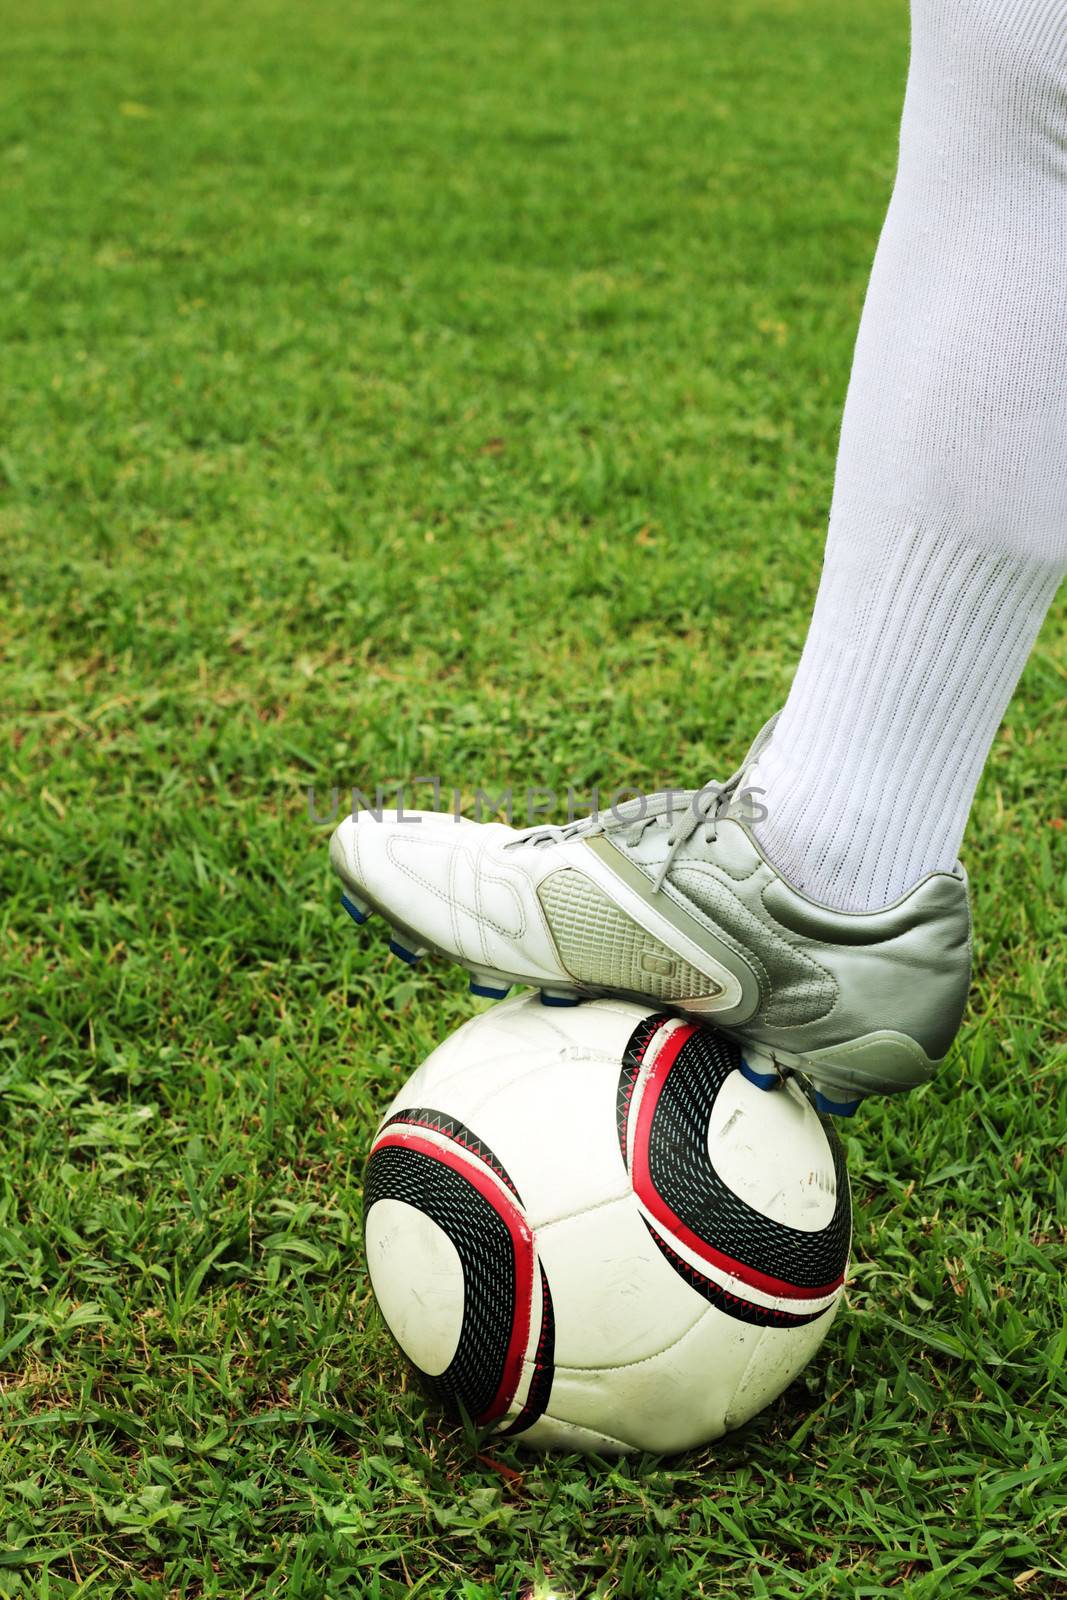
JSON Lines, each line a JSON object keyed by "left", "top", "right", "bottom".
{"left": 739, "top": 1057, "right": 778, "bottom": 1091}
{"left": 813, "top": 1089, "right": 861, "bottom": 1118}
{"left": 388, "top": 938, "right": 422, "bottom": 966}
{"left": 470, "top": 979, "right": 510, "bottom": 1000}
{"left": 540, "top": 990, "right": 580, "bottom": 1007}
{"left": 340, "top": 892, "right": 369, "bottom": 926}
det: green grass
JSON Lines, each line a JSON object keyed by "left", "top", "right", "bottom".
{"left": 1, "top": 0, "right": 1065, "bottom": 1593}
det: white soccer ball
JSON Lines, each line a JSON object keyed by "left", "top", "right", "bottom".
{"left": 363, "top": 994, "right": 850, "bottom": 1455}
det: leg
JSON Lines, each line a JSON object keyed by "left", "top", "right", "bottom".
{"left": 755, "top": 0, "right": 1067, "bottom": 911}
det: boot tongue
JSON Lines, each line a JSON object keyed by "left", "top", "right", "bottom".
{"left": 719, "top": 711, "right": 781, "bottom": 828}
{"left": 738, "top": 710, "right": 781, "bottom": 772}
{"left": 733, "top": 758, "right": 769, "bottom": 828}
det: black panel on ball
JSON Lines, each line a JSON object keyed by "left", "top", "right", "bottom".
{"left": 620, "top": 1019, "right": 852, "bottom": 1309}
{"left": 364, "top": 1142, "right": 519, "bottom": 1424}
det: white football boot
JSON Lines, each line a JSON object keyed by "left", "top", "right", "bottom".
{"left": 330, "top": 721, "right": 972, "bottom": 1115}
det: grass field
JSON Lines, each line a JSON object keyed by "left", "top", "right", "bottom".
{"left": 2, "top": 0, "right": 1065, "bottom": 1593}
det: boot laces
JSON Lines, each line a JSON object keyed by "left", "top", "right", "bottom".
{"left": 507, "top": 768, "right": 748, "bottom": 892}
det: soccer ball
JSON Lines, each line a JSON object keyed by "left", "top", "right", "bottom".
{"left": 363, "top": 994, "right": 850, "bottom": 1454}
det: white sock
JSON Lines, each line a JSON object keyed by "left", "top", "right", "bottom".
{"left": 755, "top": 0, "right": 1067, "bottom": 913}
